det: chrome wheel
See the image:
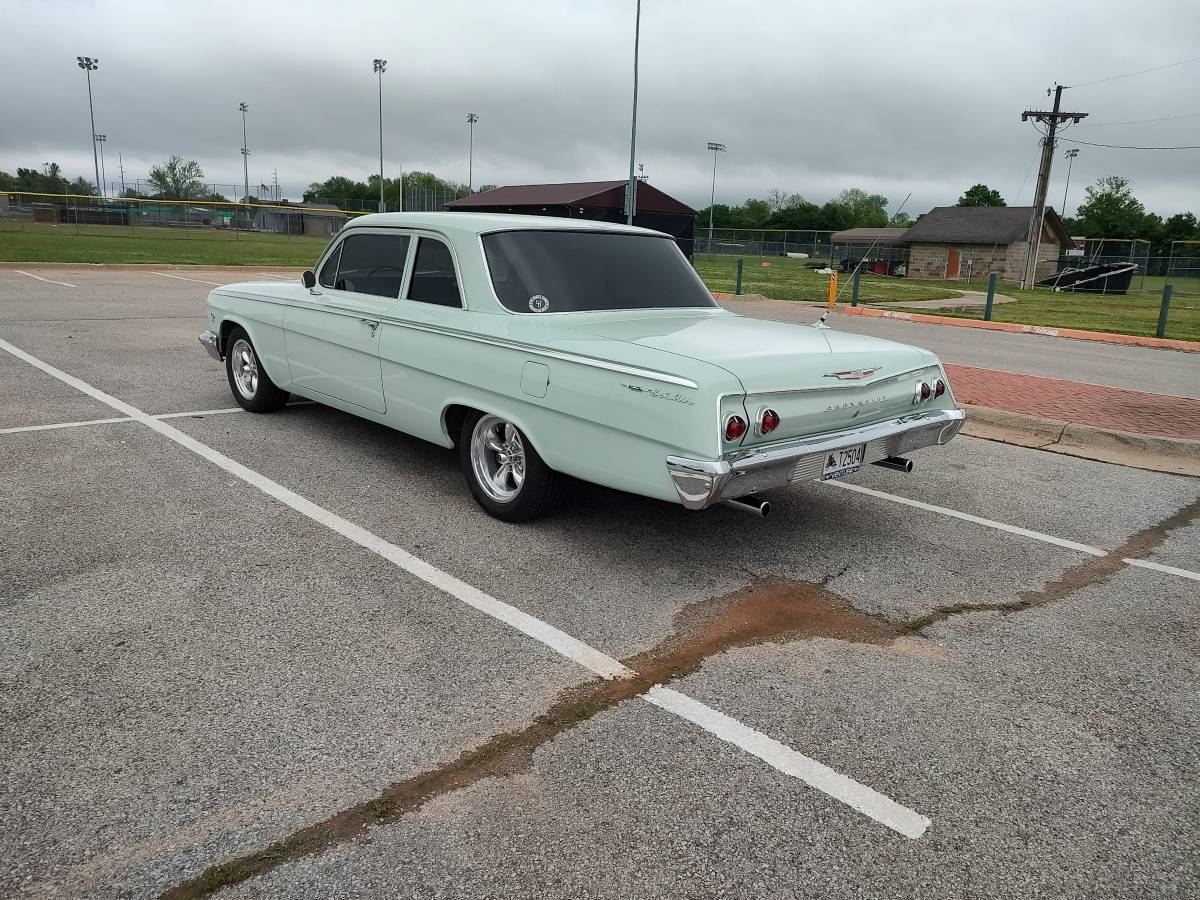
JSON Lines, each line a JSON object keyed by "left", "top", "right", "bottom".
{"left": 230, "top": 338, "right": 259, "bottom": 399}
{"left": 470, "top": 414, "right": 526, "bottom": 503}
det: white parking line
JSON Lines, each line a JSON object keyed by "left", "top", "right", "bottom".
{"left": 0, "top": 334, "right": 929, "bottom": 839}
{"left": 152, "top": 272, "right": 222, "bottom": 286}
{"left": 0, "top": 415, "right": 132, "bottom": 434}
{"left": 1123, "top": 558, "right": 1200, "bottom": 583}
{"left": 825, "top": 480, "right": 1109, "bottom": 556}
{"left": 0, "top": 406, "right": 248, "bottom": 435}
{"left": 14, "top": 270, "right": 77, "bottom": 288}
{"left": 257, "top": 272, "right": 294, "bottom": 280}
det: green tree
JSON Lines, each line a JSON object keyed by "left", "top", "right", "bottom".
{"left": 956, "top": 184, "right": 1006, "bottom": 207}
{"left": 828, "top": 188, "right": 889, "bottom": 228}
{"left": 1073, "top": 175, "right": 1148, "bottom": 238}
{"left": 0, "top": 162, "right": 92, "bottom": 195}
{"left": 147, "top": 156, "right": 208, "bottom": 200}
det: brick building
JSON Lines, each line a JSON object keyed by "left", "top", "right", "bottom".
{"left": 901, "top": 206, "right": 1070, "bottom": 282}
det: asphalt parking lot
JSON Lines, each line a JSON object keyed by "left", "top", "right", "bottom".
{"left": 2, "top": 267, "right": 1198, "bottom": 899}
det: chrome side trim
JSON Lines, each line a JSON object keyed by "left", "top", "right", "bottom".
{"left": 666, "top": 408, "right": 966, "bottom": 510}
{"left": 211, "top": 291, "right": 288, "bottom": 308}
{"left": 198, "top": 330, "right": 222, "bottom": 361}
{"left": 375, "top": 315, "right": 700, "bottom": 390}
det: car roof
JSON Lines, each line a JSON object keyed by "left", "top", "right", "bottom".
{"left": 341, "top": 211, "right": 669, "bottom": 240}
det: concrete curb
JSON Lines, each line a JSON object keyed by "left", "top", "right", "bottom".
{"left": 962, "top": 404, "right": 1200, "bottom": 477}
{"left": 838, "top": 305, "right": 1199, "bottom": 354}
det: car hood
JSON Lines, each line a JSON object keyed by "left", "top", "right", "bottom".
{"left": 560, "top": 309, "right": 937, "bottom": 393}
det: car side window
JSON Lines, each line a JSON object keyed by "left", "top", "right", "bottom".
{"left": 317, "top": 243, "right": 342, "bottom": 288}
{"left": 406, "top": 238, "right": 462, "bottom": 308}
{"left": 325, "top": 233, "right": 411, "bottom": 298}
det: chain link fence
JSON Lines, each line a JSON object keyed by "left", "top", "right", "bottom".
{"left": 0, "top": 191, "right": 365, "bottom": 239}
{"left": 693, "top": 228, "right": 835, "bottom": 262}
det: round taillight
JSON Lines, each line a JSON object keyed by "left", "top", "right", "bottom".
{"left": 934, "top": 378, "right": 946, "bottom": 398}
{"left": 760, "top": 409, "right": 780, "bottom": 435}
{"left": 920, "top": 381, "right": 932, "bottom": 402}
{"left": 724, "top": 415, "right": 747, "bottom": 441}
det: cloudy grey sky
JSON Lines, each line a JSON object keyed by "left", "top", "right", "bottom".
{"left": 4, "top": 0, "right": 1198, "bottom": 217}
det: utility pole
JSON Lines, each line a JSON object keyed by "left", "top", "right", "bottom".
{"left": 272, "top": 168, "right": 279, "bottom": 203}
{"left": 76, "top": 57, "right": 101, "bottom": 195}
{"left": 118, "top": 152, "right": 126, "bottom": 196}
{"left": 625, "top": 0, "right": 641, "bottom": 225}
{"left": 373, "top": 59, "right": 387, "bottom": 212}
{"left": 238, "top": 102, "right": 250, "bottom": 215}
{"left": 1020, "top": 85, "right": 1087, "bottom": 288}
{"left": 466, "top": 112, "right": 478, "bottom": 192}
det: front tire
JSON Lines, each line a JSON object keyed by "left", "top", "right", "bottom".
{"left": 460, "top": 412, "right": 564, "bottom": 522}
{"left": 224, "top": 327, "right": 287, "bottom": 413}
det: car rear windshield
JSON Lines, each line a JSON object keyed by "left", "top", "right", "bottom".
{"left": 482, "top": 230, "right": 717, "bottom": 313}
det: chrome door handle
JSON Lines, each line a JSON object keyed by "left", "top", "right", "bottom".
{"left": 360, "top": 318, "right": 379, "bottom": 333}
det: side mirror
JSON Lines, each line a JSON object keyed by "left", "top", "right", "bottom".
{"left": 302, "top": 270, "right": 316, "bottom": 289}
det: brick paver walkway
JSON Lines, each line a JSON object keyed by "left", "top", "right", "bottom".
{"left": 944, "top": 364, "right": 1200, "bottom": 441}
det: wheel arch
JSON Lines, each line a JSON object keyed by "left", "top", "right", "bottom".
{"left": 441, "top": 400, "right": 546, "bottom": 459}
{"left": 219, "top": 315, "right": 288, "bottom": 387}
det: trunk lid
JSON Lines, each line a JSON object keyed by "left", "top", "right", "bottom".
{"left": 562, "top": 309, "right": 943, "bottom": 443}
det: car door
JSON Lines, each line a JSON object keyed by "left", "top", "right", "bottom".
{"left": 283, "top": 230, "right": 412, "bottom": 413}
{"left": 378, "top": 234, "right": 474, "bottom": 441}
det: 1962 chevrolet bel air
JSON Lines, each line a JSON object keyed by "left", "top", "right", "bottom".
{"left": 199, "top": 212, "right": 964, "bottom": 521}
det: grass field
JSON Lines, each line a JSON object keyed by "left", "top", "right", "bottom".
{"left": 0, "top": 221, "right": 327, "bottom": 266}
{"left": 693, "top": 254, "right": 961, "bottom": 303}
{"left": 898, "top": 277, "right": 1200, "bottom": 342}
{"left": 695, "top": 254, "right": 1198, "bottom": 342}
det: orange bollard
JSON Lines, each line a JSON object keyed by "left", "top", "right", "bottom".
{"left": 827, "top": 270, "right": 838, "bottom": 308}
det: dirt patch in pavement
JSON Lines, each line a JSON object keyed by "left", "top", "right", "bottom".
{"left": 160, "top": 578, "right": 891, "bottom": 898}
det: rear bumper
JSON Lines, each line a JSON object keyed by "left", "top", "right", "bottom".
{"left": 666, "top": 408, "right": 966, "bottom": 509}
{"left": 198, "top": 330, "right": 222, "bottom": 361}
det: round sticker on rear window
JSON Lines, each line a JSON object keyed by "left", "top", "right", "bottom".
{"left": 528, "top": 294, "right": 550, "bottom": 312}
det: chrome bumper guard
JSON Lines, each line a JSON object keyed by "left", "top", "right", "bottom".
{"left": 666, "top": 408, "right": 967, "bottom": 510}
{"left": 198, "top": 330, "right": 222, "bottom": 361}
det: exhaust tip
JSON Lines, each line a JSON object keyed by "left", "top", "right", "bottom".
{"left": 873, "top": 456, "right": 913, "bottom": 473}
{"left": 723, "top": 495, "right": 771, "bottom": 517}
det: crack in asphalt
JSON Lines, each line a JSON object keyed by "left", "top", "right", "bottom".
{"left": 158, "top": 578, "right": 890, "bottom": 899}
{"left": 899, "top": 494, "right": 1200, "bottom": 635}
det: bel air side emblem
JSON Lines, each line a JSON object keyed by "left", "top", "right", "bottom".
{"left": 621, "top": 383, "right": 695, "bottom": 405}
{"left": 823, "top": 366, "right": 881, "bottom": 380}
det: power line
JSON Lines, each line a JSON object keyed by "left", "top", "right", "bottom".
{"left": 1075, "top": 111, "right": 1200, "bottom": 128}
{"left": 1070, "top": 55, "right": 1200, "bottom": 88}
{"left": 1058, "top": 136, "right": 1200, "bottom": 150}
{"left": 1029, "top": 121, "right": 1199, "bottom": 151}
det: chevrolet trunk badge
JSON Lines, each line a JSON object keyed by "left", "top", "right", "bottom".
{"left": 823, "top": 366, "right": 881, "bottom": 380}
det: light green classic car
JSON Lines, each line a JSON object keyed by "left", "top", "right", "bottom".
{"left": 199, "top": 212, "right": 964, "bottom": 521}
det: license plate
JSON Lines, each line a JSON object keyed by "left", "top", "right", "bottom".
{"left": 822, "top": 444, "right": 866, "bottom": 480}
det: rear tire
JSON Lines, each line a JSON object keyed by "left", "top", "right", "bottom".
{"left": 224, "top": 327, "right": 287, "bottom": 413}
{"left": 459, "top": 411, "right": 564, "bottom": 522}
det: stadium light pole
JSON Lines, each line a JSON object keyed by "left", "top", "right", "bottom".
{"left": 1061, "top": 148, "right": 1080, "bottom": 218}
{"left": 625, "top": 0, "right": 641, "bottom": 225}
{"left": 373, "top": 59, "right": 387, "bottom": 212}
{"left": 706, "top": 141, "right": 726, "bottom": 249}
{"left": 466, "top": 112, "right": 479, "bottom": 192}
{"left": 238, "top": 102, "right": 250, "bottom": 214}
{"left": 93, "top": 134, "right": 107, "bottom": 197}
{"left": 76, "top": 57, "right": 101, "bottom": 196}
